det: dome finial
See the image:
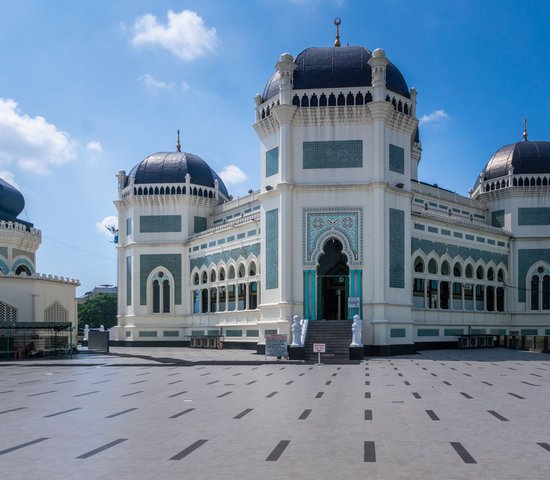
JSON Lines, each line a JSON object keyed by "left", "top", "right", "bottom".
{"left": 523, "top": 118, "right": 528, "bottom": 141}
{"left": 176, "top": 129, "right": 181, "bottom": 152}
{"left": 333, "top": 18, "right": 341, "bottom": 47}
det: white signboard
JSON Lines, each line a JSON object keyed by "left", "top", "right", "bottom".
{"left": 348, "top": 297, "right": 360, "bottom": 309}
{"left": 313, "top": 343, "right": 326, "bottom": 353}
{"left": 266, "top": 334, "right": 288, "bottom": 357}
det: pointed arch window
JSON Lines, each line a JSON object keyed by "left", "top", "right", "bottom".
{"left": 151, "top": 271, "right": 172, "bottom": 314}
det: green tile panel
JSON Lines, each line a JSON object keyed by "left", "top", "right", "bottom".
{"left": 126, "top": 256, "right": 132, "bottom": 306}
{"left": 190, "top": 243, "right": 260, "bottom": 271}
{"left": 521, "top": 329, "right": 538, "bottom": 336}
{"left": 518, "top": 207, "right": 550, "bottom": 225}
{"left": 417, "top": 329, "right": 439, "bottom": 337}
{"left": 163, "top": 331, "right": 179, "bottom": 337}
{"left": 444, "top": 328, "right": 464, "bottom": 336}
{"left": 140, "top": 215, "right": 181, "bottom": 233}
{"left": 265, "top": 209, "right": 279, "bottom": 289}
{"left": 390, "top": 328, "right": 406, "bottom": 338}
{"left": 138, "top": 331, "right": 157, "bottom": 337}
{"left": 246, "top": 330, "right": 260, "bottom": 337}
{"left": 389, "top": 208, "right": 405, "bottom": 288}
{"left": 492, "top": 210, "right": 505, "bottom": 228}
{"left": 266, "top": 147, "right": 279, "bottom": 177}
{"left": 126, "top": 218, "right": 132, "bottom": 235}
{"left": 303, "top": 140, "right": 363, "bottom": 169}
{"left": 194, "top": 216, "right": 207, "bottom": 234}
{"left": 389, "top": 144, "right": 404, "bottom": 174}
{"left": 471, "top": 328, "right": 486, "bottom": 334}
{"left": 140, "top": 254, "right": 182, "bottom": 305}
{"left": 12, "top": 249, "right": 35, "bottom": 264}
{"left": 490, "top": 329, "right": 506, "bottom": 335}
{"left": 226, "top": 330, "right": 243, "bottom": 337}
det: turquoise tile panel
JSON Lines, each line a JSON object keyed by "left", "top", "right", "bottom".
{"left": 518, "top": 207, "right": 550, "bottom": 225}
{"left": 265, "top": 209, "right": 279, "bottom": 289}
{"left": 491, "top": 210, "right": 505, "bottom": 228}
{"left": 266, "top": 147, "right": 279, "bottom": 177}
{"left": 471, "top": 328, "right": 486, "bottom": 334}
{"left": 226, "top": 330, "right": 243, "bottom": 337}
{"left": 140, "top": 254, "right": 182, "bottom": 305}
{"left": 140, "top": 215, "right": 181, "bottom": 233}
{"left": 490, "top": 329, "right": 506, "bottom": 335}
{"left": 389, "top": 208, "right": 405, "bottom": 288}
{"left": 163, "top": 331, "right": 179, "bottom": 337}
{"left": 521, "top": 329, "right": 538, "bottom": 335}
{"left": 390, "top": 328, "right": 406, "bottom": 338}
{"left": 303, "top": 140, "right": 362, "bottom": 169}
{"left": 138, "top": 331, "right": 157, "bottom": 337}
{"left": 126, "top": 218, "right": 132, "bottom": 235}
{"left": 190, "top": 243, "right": 260, "bottom": 270}
{"left": 126, "top": 256, "right": 132, "bottom": 306}
{"left": 518, "top": 249, "right": 550, "bottom": 302}
{"left": 246, "top": 330, "right": 260, "bottom": 337}
{"left": 194, "top": 216, "right": 207, "bottom": 233}
{"left": 389, "top": 144, "right": 405, "bottom": 174}
{"left": 444, "top": 328, "right": 464, "bottom": 336}
{"left": 417, "top": 328, "right": 439, "bottom": 337}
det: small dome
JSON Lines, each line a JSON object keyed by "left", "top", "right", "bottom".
{"left": 478, "top": 140, "right": 550, "bottom": 184}
{"left": 0, "top": 177, "right": 25, "bottom": 221}
{"left": 127, "top": 151, "right": 229, "bottom": 199}
{"left": 262, "top": 46, "right": 410, "bottom": 101}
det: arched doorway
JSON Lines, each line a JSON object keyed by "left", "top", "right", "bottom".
{"left": 317, "top": 238, "right": 349, "bottom": 319}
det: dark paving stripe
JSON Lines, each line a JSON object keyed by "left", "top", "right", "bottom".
{"left": 481, "top": 381, "right": 493, "bottom": 386}
{"left": 397, "top": 373, "right": 404, "bottom": 377}
{"left": 404, "top": 381, "right": 410, "bottom": 386}
{"left": 266, "top": 373, "right": 273, "bottom": 377}
{"left": 442, "top": 381, "right": 452, "bottom": 386}
{"left": 106, "top": 408, "right": 138, "bottom": 418}
{"left": 487, "top": 410, "right": 508, "bottom": 421}
{"left": 168, "top": 380, "right": 183, "bottom": 385}
{"left": 365, "top": 373, "right": 369, "bottom": 376}
{"left": 0, "top": 390, "right": 15, "bottom": 394}
{"left": 285, "top": 380, "right": 294, "bottom": 385}
{"left": 299, "top": 373, "right": 305, "bottom": 376}
{"left": 426, "top": 410, "right": 440, "bottom": 421}
{"left": 54, "top": 380, "right": 76, "bottom": 384}
{"left": 92, "top": 380, "right": 111, "bottom": 385}
{"left": 315, "top": 392, "right": 324, "bottom": 398}
{"left": 325, "top": 381, "right": 332, "bottom": 385}
{"left": 45, "top": 407, "right": 82, "bottom": 417}
{"left": 130, "top": 380, "right": 147, "bottom": 385}
{"left": 170, "top": 408, "right": 195, "bottom": 419}
{"left": 508, "top": 392, "right": 525, "bottom": 399}
{"left": 450, "top": 367, "right": 456, "bottom": 371}
{"left": 450, "top": 442, "right": 476, "bottom": 464}
{"left": 233, "top": 373, "right": 242, "bottom": 376}
{"left": 76, "top": 438, "right": 127, "bottom": 459}
{"left": 74, "top": 390, "right": 100, "bottom": 397}
{"left": 299, "top": 409, "right": 312, "bottom": 420}
{"left": 365, "top": 392, "right": 371, "bottom": 399}
{"left": 430, "top": 373, "right": 437, "bottom": 377}
{"left": 169, "top": 391, "right": 188, "bottom": 398}
{"left": 200, "top": 373, "right": 211, "bottom": 377}
{"left": 365, "top": 381, "right": 370, "bottom": 385}
{"left": 0, "top": 437, "right": 49, "bottom": 456}
{"left": 121, "top": 391, "right": 143, "bottom": 397}
{"left": 234, "top": 408, "right": 253, "bottom": 419}
{"left": 207, "top": 380, "right": 219, "bottom": 385}
{"left": 168, "top": 372, "right": 181, "bottom": 376}
{"left": 266, "top": 440, "right": 290, "bottom": 461}
{"left": 521, "top": 381, "right": 540, "bottom": 386}
{"left": 73, "top": 372, "right": 91, "bottom": 376}
{"left": 0, "top": 407, "right": 27, "bottom": 415}
{"left": 412, "top": 392, "right": 421, "bottom": 399}
{"left": 218, "top": 391, "right": 233, "bottom": 398}
{"left": 463, "top": 373, "right": 472, "bottom": 377}
{"left": 363, "top": 441, "right": 376, "bottom": 462}
{"left": 332, "top": 373, "right": 337, "bottom": 377}
{"left": 28, "top": 390, "right": 56, "bottom": 397}
{"left": 364, "top": 409, "right": 372, "bottom": 420}
{"left": 104, "top": 372, "right": 120, "bottom": 376}
{"left": 246, "top": 381, "right": 257, "bottom": 385}
{"left": 529, "top": 373, "right": 542, "bottom": 377}
{"left": 460, "top": 392, "right": 473, "bottom": 399}
{"left": 266, "top": 391, "right": 278, "bottom": 398}
{"left": 17, "top": 379, "right": 41, "bottom": 384}
{"left": 537, "top": 442, "right": 550, "bottom": 453}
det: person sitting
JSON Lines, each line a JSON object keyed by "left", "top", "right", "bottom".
{"left": 25, "top": 342, "right": 37, "bottom": 358}
{"left": 13, "top": 346, "right": 24, "bottom": 360}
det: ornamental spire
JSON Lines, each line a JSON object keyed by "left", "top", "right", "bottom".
{"left": 523, "top": 118, "right": 528, "bottom": 141}
{"left": 176, "top": 129, "right": 181, "bottom": 151}
{"left": 334, "top": 18, "right": 341, "bottom": 47}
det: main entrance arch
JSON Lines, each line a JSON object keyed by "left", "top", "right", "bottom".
{"left": 317, "top": 238, "right": 349, "bottom": 320}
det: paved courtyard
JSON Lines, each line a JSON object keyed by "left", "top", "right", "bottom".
{"left": 1, "top": 347, "right": 550, "bottom": 479}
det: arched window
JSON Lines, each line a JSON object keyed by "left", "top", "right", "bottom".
{"left": 15, "top": 264, "right": 32, "bottom": 276}
{"left": 465, "top": 264, "right": 474, "bottom": 278}
{"left": 193, "top": 273, "right": 199, "bottom": 285}
{"left": 201, "top": 289, "right": 208, "bottom": 313}
{"left": 497, "top": 268, "right": 505, "bottom": 282}
{"left": 476, "top": 266, "right": 484, "bottom": 280}
{"left": 210, "top": 270, "right": 216, "bottom": 283}
{"left": 219, "top": 267, "right": 225, "bottom": 281}
{"left": 441, "top": 261, "right": 450, "bottom": 276}
{"left": 453, "top": 263, "right": 462, "bottom": 277}
{"left": 531, "top": 275, "right": 539, "bottom": 310}
{"left": 328, "top": 93, "right": 336, "bottom": 106}
{"left": 249, "top": 282, "right": 258, "bottom": 309}
{"left": 228, "top": 266, "right": 235, "bottom": 280}
{"left": 487, "top": 267, "right": 494, "bottom": 281}
{"left": 428, "top": 259, "right": 438, "bottom": 274}
{"left": 544, "top": 275, "right": 550, "bottom": 310}
{"left": 238, "top": 264, "right": 245, "bottom": 278}
{"left": 249, "top": 261, "right": 257, "bottom": 276}
{"left": 337, "top": 93, "right": 345, "bottom": 106}
{"left": 301, "top": 94, "right": 309, "bottom": 107}
{"left": 152, "top": 271, "right": 171, "bottom": 314}
{"left": 319, "top": 94, "right": 327, "bottom": 107}
{"left": 238, "top": 284, "right": 246, "bottom": 310}
{"left": 44, "top": 301, "right": 68, "bottom": 322}
{"left": 414, "top": 257, "right": 424, "bottom": 273}
{"left": 310, "top": 94, "right": 318, "bottom": 107}
{"left": 210, "top": 288, "right": 217, "bottom": 313}
{"left": 355, "top": 92, "right": 364, "bottom": 105}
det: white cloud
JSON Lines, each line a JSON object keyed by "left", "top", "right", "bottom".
{"left": 131, "top": 10, "right": 218, "bottom": 61}
{"left": 0, "top": 170, "right": 19, "bottom": 189}
{"left": 86, "top": 141, "right": 103, "bottom": 154}
{"left": 180, "top": 80, "right": 190, "bottom": 92}
{"left": 0, "top": 98, "right": 77, "bottom": 174}
{"left": 219, "top": 165, "right": 247, "bottom": 186}
{"left": 139, "top": 73, "right": 175, "bottom": 91}
{"left": 96, "top": 215, "right": 118, "bottom": 238}
{"left": 419, "top": 109, "right": 449, "bottom": 126}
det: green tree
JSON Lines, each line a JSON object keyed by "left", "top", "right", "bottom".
{"left": 78, "top": 293, "right": 117, "bottom": 330}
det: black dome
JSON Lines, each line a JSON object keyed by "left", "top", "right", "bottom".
{"left": 262, "top": 46, "right": 410, "bottom": 101}
{"left": 479, "top": 140, "right": 550, "bottom": 183}
{"left": 0, "top": 178, "right": 25, "bottom": 221}
{"left": 127, "top": 151, "right": 229, "bottom": 198}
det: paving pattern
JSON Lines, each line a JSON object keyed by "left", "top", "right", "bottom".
{"left": 1, "top": 348, "right": 550, "bottom": 479}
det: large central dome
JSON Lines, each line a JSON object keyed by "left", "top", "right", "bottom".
{"left": 127, "top": 151, "right": 229, "bottom": 198}
{"left": 262, "top": 46, "right": 410, "bottom": 102}
{"left": 0, "top": 177, "right": 25, "bottom": 221}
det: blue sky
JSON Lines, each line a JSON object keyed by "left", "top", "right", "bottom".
{"left": 1, "top": 0, "right": 549, "bottom": 295}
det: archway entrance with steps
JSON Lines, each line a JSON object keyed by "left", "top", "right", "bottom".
{"left": 317, "top": 238, "right": 349, "bottom": 320}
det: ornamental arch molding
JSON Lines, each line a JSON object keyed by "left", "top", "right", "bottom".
{"left": 311, "top": 230, "right": 356, "bottom": 269}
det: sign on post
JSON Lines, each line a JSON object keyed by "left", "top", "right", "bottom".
{"left": 265, "top": 334, "right": 288, "bottom": 358}
{"left": 313, "top": 343, "right": 325, "bottom": 365}
{"left": 348, "top": 297, "right": 360, "bottom": 309}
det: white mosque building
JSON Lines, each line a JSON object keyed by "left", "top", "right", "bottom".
{"left": 0, "top": 178, "right": 79, "bottom": 355}
{"left": 113, "top": 26, "right": 550, "bottom": 355}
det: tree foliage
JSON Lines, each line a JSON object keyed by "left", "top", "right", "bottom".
{"left": 78, "top": 293, "right": 117, "bottom": 329}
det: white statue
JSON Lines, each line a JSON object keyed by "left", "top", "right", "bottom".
{"left": 83, "top": 324, "right": 90, "bottom": 341}
{"left": 99, "top": 325, "right": 105, "bottom": 332}
{"left": 351, "top": 315, "right": 362, "bottom": 347}
{"left": 291, "top": 315, "right": 303, "bottom": 347}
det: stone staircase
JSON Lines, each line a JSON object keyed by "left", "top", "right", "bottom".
{"left": 303, "top": 320, "right": 355, "bottom": 362}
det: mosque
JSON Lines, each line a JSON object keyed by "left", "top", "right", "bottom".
{"left": 0, "top": 178, "right": 79, "bottom": 355}
{"left": 113, "top": 22, "right": 550, "bottom": 354}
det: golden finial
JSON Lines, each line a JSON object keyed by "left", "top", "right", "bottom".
{"left": 523, "top": 118, "right": 528, "bottom": 141}
{"left": 334, "top": 18, "right": 341, "bottom": 47}
{"left": 176, "top": 129, "right": 181, "bottom": 151}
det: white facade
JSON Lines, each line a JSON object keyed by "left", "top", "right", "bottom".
{"left": 114, "top": 43, "right": 550, "bottom": 353}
